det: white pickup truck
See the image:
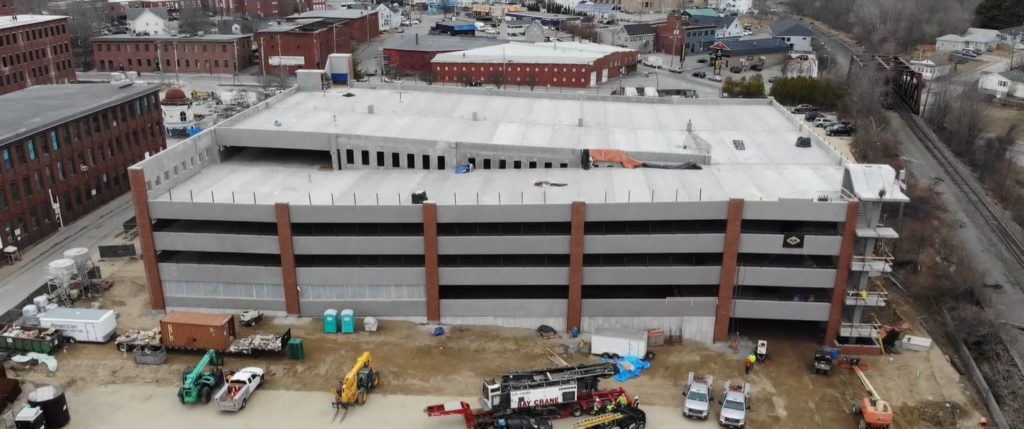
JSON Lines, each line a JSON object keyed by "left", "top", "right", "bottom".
{"left": 214, "top": 367, "right": 265, "bottom": 412}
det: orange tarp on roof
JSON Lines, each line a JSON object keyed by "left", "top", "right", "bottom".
{"left": 589, "top": 149, "right": 644, "bottom": 169}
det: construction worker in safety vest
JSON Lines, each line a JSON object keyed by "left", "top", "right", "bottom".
{"left": 632, "top": 396, "right": 640, "bottom": 408}
{"left": 745, "top": 354, "right": 757, "bottom": 374}
{"left": 590, "top": 400, "right": 602, "bottom": 415}
{"left": 606, "top": 400, "right": 616, "bottom": 413}
{"left": 616, "top": 394, "right": 628, "bottom": 409}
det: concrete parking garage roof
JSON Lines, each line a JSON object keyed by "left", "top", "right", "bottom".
{"left": 0, "top": 15, "right": 65, "bottom": 31}
{"left": 0, "top": 83, "right": 159, "bottom": 145}
{"left": 383, "top": 34, "right": 508, "bottom": 52}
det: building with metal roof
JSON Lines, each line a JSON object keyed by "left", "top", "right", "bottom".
{"left": 127, "top": 78, "right": 906, "bottom": 349}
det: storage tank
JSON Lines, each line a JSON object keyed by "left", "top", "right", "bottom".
{"left": 32, "top": 296, "right": 48, "bottom": 312}
{"left": 21, "top": 305, "right": 38, "bottom": 318}
{"left": 159, "top": 311, "right": 236, "bottom": 351}
{"left": 323, "top": 309, "right": 338, "bottom": 334}
{"left": 46, "top": 259, "right": 76, "bottom": 283}
{"left": 26, "top": 385, "right": 70, "bottom": 428}
{"left": 62, "top": 248, "right": 90, "bottom": 268}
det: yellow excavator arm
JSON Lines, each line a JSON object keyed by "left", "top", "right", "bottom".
{"left": 335, "top": 351, "right": 373, "bottom": 406}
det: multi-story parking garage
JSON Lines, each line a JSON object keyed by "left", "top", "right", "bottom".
{"left": 129, "top": 82, "right": 906, "bottom": 346}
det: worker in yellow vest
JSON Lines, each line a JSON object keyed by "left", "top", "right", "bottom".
{"left": 616, "top": 394, "right": 628, "bottom": 409}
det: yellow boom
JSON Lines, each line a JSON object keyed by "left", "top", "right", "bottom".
{"left": 333, "top": 351, "right": 379, "bottom": 408}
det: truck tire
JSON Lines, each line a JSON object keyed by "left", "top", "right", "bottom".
{"left": 571, "top": 404, "right": 584, "bottom": 417}
{"left": 117, "top": 343, "right": 128, "bottom": 352}
{"left": 357, "top": 390, "right": 368, "bottom": 405}
{"left": 241, "top": 398, "right": 248, "bottom": 410}
{"left": 200, "top": 386, "right": 212, "bottom": 404}
{"left": 601, "top": 352, "right": 611, "bottom": 359}
{"left": 177, "top": 390, "right": 185, "bottom": 404}
{"left": 637, "top": 423, "right": 645, "bottom": 429}
{"left": 372, "top": 372, "right": 381, "bottom": 388}
{"left": 643, "top": 351, "right": 655, "bottom": 361}
{"left": 610, "top": 353, "right": 620, "bottom": 360}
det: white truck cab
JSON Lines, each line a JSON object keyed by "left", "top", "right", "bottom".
{"left": 718, "top": 381, "right": 751, "bottom": 428}
{"left": 682, "top": 372, "right": 713, "bottom": 420}
{"left": 214, "top": 367, "right": 265, "bottom": 412}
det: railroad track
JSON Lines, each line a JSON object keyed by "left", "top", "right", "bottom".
{"left": 895, "top": 103, "right": 1024, "bottom": 268}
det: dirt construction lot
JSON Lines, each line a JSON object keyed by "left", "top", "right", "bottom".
{"left": 3, "top": 258, "right": 988, "bottom": 429}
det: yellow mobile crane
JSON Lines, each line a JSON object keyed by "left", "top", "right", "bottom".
{"left": 333, "top": 352, "right": 381, "bottom": 410}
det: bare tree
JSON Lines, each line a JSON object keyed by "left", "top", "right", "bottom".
{"left": 486, "top": 70, "right": 506, "bottom": 89}
{"left": 523, "top": 74, "right": 539, "bottom": 91}
{"left": 66, "top": 1, "right": 112, "bottom": 71}
{"left": 417, "top": 69, "right": 436, "bottom": 85}
{"left": 178, "top": 5, "right": 212, "bottom": 34}
{"left": 13, "top": 0, "right": 49, "bottom": 14}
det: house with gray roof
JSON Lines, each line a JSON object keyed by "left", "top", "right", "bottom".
{"left": 613, "top": 23, "right": 657, "bottom": 53}
{"left": 770, "top": 19, "right": 813, "bottom": 51}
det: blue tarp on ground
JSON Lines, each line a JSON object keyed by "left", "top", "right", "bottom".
{"left": 604, "top": 356, "right": 651, "bottom": 382}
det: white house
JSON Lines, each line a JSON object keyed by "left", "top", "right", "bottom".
{"left": 909, "top": 57, "right": 952, "bottom": 81}
{"left": 707, "top": 0, "right": 753, "bottom": 14}
{"left": 613, "top": 23, "right": 656, "bottom": 53}
{"left": 978, "top": 70, "right": 1024, "bottom": 99}
{"left": 127, "top": 8, "right": 175, "bottom": 36}
{"left": 375, "top": 4, "right": 402, "bottom": 32}
{"left": 935, "top": 27, "right": 1001, "bottom": 52}
{"left": 689, "top": 15, "right": 743, "bottom": 40}
{"left": 499, "top": 19, "right": 544, "bottom": 43}
{"left": 770, "top": 18, "right": 813, "bottom": 52}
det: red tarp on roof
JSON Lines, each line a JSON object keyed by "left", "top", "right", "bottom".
{"left": 589, "top": 149, "right": 644, "bottom": 169}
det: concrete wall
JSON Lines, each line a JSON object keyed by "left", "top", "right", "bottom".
{"left": 293, "top": 236, "right": 423, "bottom": 254}
{"left": 439, "top": 236, "right": 570, "bottom": 255}
{"left": 439, "top": 267, "right": 568, "bottom": 285}
{"left": 296, "top": 267, "right": 424, "bottom": 285}
{"left": 738, "top": 233, "right": 841, "bottom": 255}
{"left": 160, "top": 264, "right": 287, "bottom": 312}
{"left": 583, "top": 266, "right": 721, "bottom": 285}
{"left": 581, "top": 298, "right": 717, "bottom": 317}
{"left": 153, "top": 232, "right": 280, "bottom": 253}
{"left": 582, "top": 316, "right": 715, "bottom": 343}
{"left": 736, "top": 266, "right": 836, "bottom": 288}
{"left": 586, "top": 201, "right": 729, "bottom": 221}
{"left": 149, "top": 201, "right": 276, "bottom": 222}
{"left": 732, "top": 299, "right": 831, "bottom": 321}
{"left": 585, "top": 234, "right": 725, "bottom": 254}
{"left": 437, "top": 204, "right": 570, "bottom": 222}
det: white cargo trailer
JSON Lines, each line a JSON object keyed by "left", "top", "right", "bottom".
{"left": 590, "top": 327, "right": 650, "bottom": 360}
{"left": 38, "top": 308, "right": 117, "bottom": 343}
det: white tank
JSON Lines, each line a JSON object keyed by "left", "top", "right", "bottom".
{"left": 46, "top": 259, "right": 77, "bottom": 283}
{"left": 33, "top": 295, "right": 49, "bottom": 311}
{"left": 22, "top": 305, "right": 39, "bottom": 318}
{"left": 63, "top": 248, "right": 91, "bottom": 268}
{"left": 45, "top": 303, "right": 59, "bottom": 311}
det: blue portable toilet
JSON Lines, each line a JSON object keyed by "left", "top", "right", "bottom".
{"left": 340, "top": 309, "right": 355, "bottom": 334}
{"left": 323, "top": 309, "right": 339, "bottom": 334}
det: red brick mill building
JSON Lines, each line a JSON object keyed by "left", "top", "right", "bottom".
{"left": 431, "top": 42, "right": 637, "bottom": 88}
{"left": 0, "top": 83, "right": 165, "bottom": 249}
{"left": 256, "top": 10, "right": 378, "bottom": 75}
{"left": 0, "top": 15, "right": 76, "bottom": 96}
{"left": 91, "top": 34, "right": 253, "bottom": 74}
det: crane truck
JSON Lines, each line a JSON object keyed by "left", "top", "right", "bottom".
{"left": 425, "top": 363, "right": 629, "bottom": 429}
{"left": 851, "top": 366, "right": 893, "bottom": 429}
{"left": 178, "top": 350, "right": 225, "bottom": 405}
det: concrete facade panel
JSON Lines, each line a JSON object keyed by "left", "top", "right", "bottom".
{"left": 436, "top": 204, "right": 571, "bottom": 223}
{"left": 296, "top": 267, "right": 424, "bottom": 285}
{"left": 581, "top": 297, "right": 717, "bottom": 317}
{"left": 582, "top": 316, "right": 714, "bottom": 344}
{"left": 738, "top": 234, "right": 842, "bottom": 255}
{"left": 584, "top": 234, "right": 725, "bottom": 254}
{"left": 582, "top": 266, "right": 721, "bottom": 285}
{"left": 439, "top": 235, "right": 570, "bottom": 255}
{"left": 298, "top": 299, "right": 426, "bottom": 317}
{"left": 736, "top": 266, "right": 837, "bottom": 287}
{"left": 148, "top": 201, "right": 276, "bottom": 222}
{"left": 289, "top": 204, "right": 423, "bottom": 223}
{"left": 439, "top": 267, "right": 569, "bottom": 285}
{"left": 742, "top": 200, "right": 848, "bottom": 222}
{"left": 165, "top": 297, "right": 287, "bottom": 312}
{"left": 442, "top": 316, "right": 566, "bottom": 332}
{"left": 732, "top": 299, "right": 831, "bottom": 321}
{"left": 153, "top": 231, "right": 280, "bottom": 253}
{"left": 585, "top": 201, "right": 730, "bottom": 221}
{"left": 159, "top": 263, "right": 284, "bottom": 285}
{"left": 441, "top": 299, "right": 567, "bottom": 317}
{"left": 293, "top": 236, "right": 424, "bottom": 254}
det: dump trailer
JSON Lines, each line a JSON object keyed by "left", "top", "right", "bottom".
{"left": 0, "top": 325, "right": 62, "bottom": 354}
{"left": 116, "top": 312, "right": 290, "bottom": 355}
{"left": 426, "top": 363, "right": 628, "bottom": 428}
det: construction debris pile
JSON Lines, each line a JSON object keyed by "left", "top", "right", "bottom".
{"left": 227, "top": 334, "right": 286, "bottom": 354}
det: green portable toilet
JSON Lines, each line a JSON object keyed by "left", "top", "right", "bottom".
{"left": 323, "top": 309, "right": 339, "bottom": 334}
{"left": 340, "top": 309, "right": 355, "bottom": 334}
{"left": 287, "top": 338, "right": 305, "bottom": 361}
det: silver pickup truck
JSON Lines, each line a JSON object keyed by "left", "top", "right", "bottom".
{"left": 214, "top": 367, "right": 265, "bottom": 412}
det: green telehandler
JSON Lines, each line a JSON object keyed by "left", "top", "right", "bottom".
{"left": 178, "top": 349, "right": 225, "bottom": 405}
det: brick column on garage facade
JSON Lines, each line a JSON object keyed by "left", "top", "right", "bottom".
{"left": 422, "top": 201, "right": 440, "bottom": 323}
{"left": 825, "top": 200, "right": 860, "bottom": 346}
{"left": 128, "top": 168, "right": 166, "bottom": 311}
{"left": 714, "top": 198, "right": 745, "bottom": 342}
{"left": 567, "top": 201, "right": 586, "bottom": 332}
{"left": 275, "top": 202, "right": 301, "bottom": 316}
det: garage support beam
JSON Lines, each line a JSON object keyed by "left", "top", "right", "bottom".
{"left": 568, "top": 201, "right": 586, "bottom": 332}
{"left": 714, "top": 198, "right": 745, "bottom": 342}
{"left": 825, "top": 200, "right": 861, "bottom": 345}
{"left": 423, "top": 202, "right": 440, "bottom": 323}
{"left": 128, "top": 168, "right": 165, "bottom": 311}
{"left": 275, "top": 202, "right": 301, "bottom": 316}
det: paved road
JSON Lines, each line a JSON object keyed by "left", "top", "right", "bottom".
{"left": 0, "top": 194, "right": 136, "bottom": 314}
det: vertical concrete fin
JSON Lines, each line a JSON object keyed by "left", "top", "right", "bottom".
{"left": 423, "top": 202, "right": 440, "bottom": 322}
{"left": 129, "top": 168, "right": 165, "bottom": 311}
{"left": 714, "top": 198, "right": 745, "bottom": 342}
{"left": 568, "top": 201, "right": 586, "bottom": 332}
{"left": 275, "top": 202, "right": 301, "bottom": 316}
{"left": 825, "top": 200, "right": 860, "bottom": 345}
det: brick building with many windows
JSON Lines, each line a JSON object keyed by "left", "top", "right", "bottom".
{"left": 431, "top": 42, "right": 637, "bottom": 88}
{"left": 256, "top": 14, "right": 378, "bottom": 75}
{"left": 0, "top": 15, "right": 76, "bottom": 96}
{"left": 0, "top": 0, "right": 14, "bottom": 16}
{"left": 91, "top": 34, "right": 253, "bottom": 74}
{"left": 0, "top": 83, "right": 165, "bottom": 249}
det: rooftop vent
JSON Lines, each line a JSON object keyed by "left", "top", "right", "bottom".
{"left": 732, "top": 139, "right": 745, "bottom": 150}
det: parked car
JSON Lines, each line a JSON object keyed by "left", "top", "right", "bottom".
{"left": 812, "top": 117, "right": 833, "bottom": 127}
{"left": 697, "top": 58, "right": 708, "bottom": 64}
{"left": 791, "top": 104, "right": 816, "bottom": 113}
{"left": 667, "top": 66, "right": 683, "bottom": 74}
{"left": 692, "top": 71, "right": 707, "bottom": 78}
{"left": 826, "top": 123, "right": 853, "bottom": 136}
{"left": 768, "top": 75, "right": 779, "bottom": 83}
{"left": 411, "top": 19, "right": 420, "bottom": 24}
{"left": 729, "top": 66, "right": 743, "bottom": 73}
{"left": 707, "top": 75, "right": 723, "bottom": 82}
{"left": 749, "top": 64, "right": 763, "bottom": 71}
{"left": 804, "top": 111, "right": 825, "bottom": 121}
{"left": 742, "top": 30, "right": 752, "bottom": 36}
{"left": 397, "top": 28, "right": 405, "bottom": 33}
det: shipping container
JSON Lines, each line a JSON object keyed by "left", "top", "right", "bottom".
{"left": 38, "top": 308, "right": 117, "bottom": 343}
{"left": 159, "top": 312, "right": 236, "bottom": 352}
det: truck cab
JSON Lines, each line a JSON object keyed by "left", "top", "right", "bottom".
{"left": 682, "top": 372, "right": 713, "bottom": 420}
{"left": 214, "top": 367, "right": 264, "bottom": 412}
{"left": 718, "top": 381, "right": 751, "bottom": 428}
